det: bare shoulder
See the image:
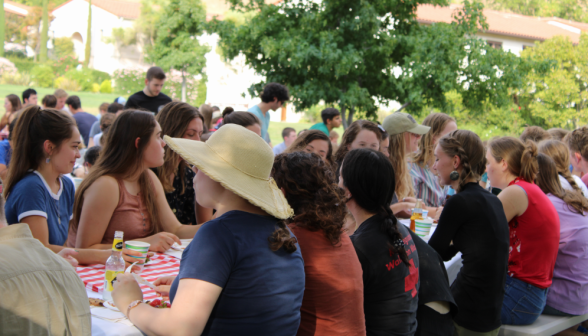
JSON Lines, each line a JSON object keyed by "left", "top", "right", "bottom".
{"left": 499, "top": 185, "right": 527, "bottom": 200}
{"left": 85, "top": 175, "right": 119, "bottom": 199}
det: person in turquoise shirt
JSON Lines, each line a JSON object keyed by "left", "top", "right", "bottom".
{"left": 309, "top": 108, "right": 342, "bottom": 136}
{"left": 247, "top": 83, "right": 290, "bottom": 145}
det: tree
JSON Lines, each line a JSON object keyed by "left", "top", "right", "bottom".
{"left": 84, "top": 0, "right": 91, "bottom": 67}
{"left": 39, "top": 0, "right": 48, "bottom": 61}
{"left": 147, "top": 0, "right": 209, "bottom": 102}
{"left": 516, "top": 34, "right": 588, "bottom": 129}
{"left": 215, "top": 0, "right": 531, "bottom": 128}
{"left": 0, "top": 0, "right": 5, "bottom": 57}
{"left": 483, "top": 0, "right": 588, "bottom": 23}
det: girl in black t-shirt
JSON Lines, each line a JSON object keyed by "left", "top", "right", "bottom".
{"left": 340, "top": 148, "right": 419, "bottom": 336}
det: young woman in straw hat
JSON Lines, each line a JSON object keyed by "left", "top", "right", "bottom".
{"left": 272, "top": 151, "right": 365, "bottom": 335}
{"left": 69, "top": 110, "right": 201, "bottom": 252}
{"left": 112, "top": 124, "right": 305, "bottom": 335}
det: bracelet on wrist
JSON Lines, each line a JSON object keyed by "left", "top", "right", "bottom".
{"left": 127, "top": 300, "right": 143, "bottom": 319}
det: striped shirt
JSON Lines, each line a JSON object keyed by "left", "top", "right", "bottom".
{"left": 409, "top": 162, "right": 447, "bottom": 207}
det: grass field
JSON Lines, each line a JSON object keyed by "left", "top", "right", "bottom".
{"left": 0, "top": 84, "right": 120, "bottom": 115}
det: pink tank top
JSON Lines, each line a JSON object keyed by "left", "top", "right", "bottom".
{"left": 101, "top": 179, "right": 152, "bottom": 244}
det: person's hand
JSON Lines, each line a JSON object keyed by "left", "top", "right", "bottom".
{"left": 112, "top": 273, "right": 143, "bottom": 316}
{"left": 403, "top": 197, "right": 417, "bottom": 203}
{"left": 153, "top": 276, "right": 176, "bottom": 300}
{"left": 145, "top": 232, "right": 181, "bottom": 252}
{"left": 58, "top": 248, "right": 79, "bottom": 267}
{"left": 122, "top": 248, "right": 154, "bottom": 271}
{"left": 434, "top": 206, "right": 443, "bottom": 221}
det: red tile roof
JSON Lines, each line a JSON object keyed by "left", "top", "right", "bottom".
{"left": 417, "top": 4, "right": 584, "bottom": 44}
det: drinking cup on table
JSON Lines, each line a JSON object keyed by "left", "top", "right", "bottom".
{"left": 124, "top": 241, "right": 150, "bottom": 271}
{"left": 414, "top": 218, "right": 434, "bottom": 237}
{"left": 422, "top": 210, "right": 429, "bottom": 219}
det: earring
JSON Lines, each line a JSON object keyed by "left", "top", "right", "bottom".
{"left": 46, "top": 157, "right": 51, "bottom": 163}
{"left": 450, "top": 170, "right": 459, "bottom": 181}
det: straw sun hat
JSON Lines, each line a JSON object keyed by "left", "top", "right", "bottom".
{"left": 163, "top": 124, "right": 294, "bottom": 219}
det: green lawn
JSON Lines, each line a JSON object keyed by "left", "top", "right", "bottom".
{"left": 0, "top": 84, "right": 120, "bottom": 115}
{"left": 268, "top": 121, "right": 344, "bottom": 145}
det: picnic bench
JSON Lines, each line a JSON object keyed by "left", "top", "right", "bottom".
{"left": 500, "top": 313, "right": 588, "bottom": 336}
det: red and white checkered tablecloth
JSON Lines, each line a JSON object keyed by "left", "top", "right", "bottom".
{"left": 76, "top": 253, "right": 180, "bottom": 301}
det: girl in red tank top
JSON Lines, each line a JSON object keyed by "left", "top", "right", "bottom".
{"left": 487, "top": 137, "right": 560, "bottom": 326}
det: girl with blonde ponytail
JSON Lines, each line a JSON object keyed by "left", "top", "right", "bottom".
{"left": 538, "top": 139, "right": 588, "bottom": 197}
{"left": 429, "top": 130, "right": 509, "bottom": 335}
{"left": 486, "top": 137, "right": 560, "bottom": 325}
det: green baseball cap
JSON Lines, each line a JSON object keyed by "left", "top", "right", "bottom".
{"left": 382, "top": 112, "right": 431, "bottom": 136}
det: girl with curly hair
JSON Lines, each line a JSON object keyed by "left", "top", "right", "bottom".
{"left": 272, "top": 151, "right": 365, "bottom": 336}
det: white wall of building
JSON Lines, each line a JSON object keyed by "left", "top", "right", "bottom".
{"left": 475, "top": 32, "right": 536, "bottom": 56}
{"left": 50, "top": 0, "right": 145, "bottom": 74}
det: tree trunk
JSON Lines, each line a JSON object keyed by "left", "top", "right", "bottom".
{"left": 181, "top": 70, "right": 187, "bottom": 102}
{"left": 0, "top": 0, "right": 5, "bottom": 57}
{"left": 396, "top": 100, "right": 412, "bottom": 113}
{"left": 39, "top": 0, "right": 49, "bottom": 62}
{"left": 84, "top": 0, "right": 92, "bottom": 67}
{"left": 340, "top": 105, "right": 347, "bottom": 129}
{"left": 347, "top": 106, "right": 355, "bottom": 126}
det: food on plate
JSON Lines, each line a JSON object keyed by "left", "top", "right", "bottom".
{"left": 89, "top": 298, "right": 105, "bottom": 307}
{"left": 146, "top": 299, "right": 172, "bottom": 308}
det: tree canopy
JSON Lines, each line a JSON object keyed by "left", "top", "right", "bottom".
{"left": 215, "top": 0, "right": 535, "bottom": 127}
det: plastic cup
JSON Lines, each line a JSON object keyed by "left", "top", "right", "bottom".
{"left": 422, "top": 210, "right": 429, "bottom": 219}
{"left": 414, "top": 218, "right": 434, "bottom": 237}
{"left": 124, "top": 241, "right": 150, "bottom": 271}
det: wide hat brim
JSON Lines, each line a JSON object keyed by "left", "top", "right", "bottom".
{"left": 163, "top": 135, "right": 293, "bottom": 219}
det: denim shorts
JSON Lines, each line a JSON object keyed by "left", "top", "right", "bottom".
{"left": 501, "top": 275, "right": 548, "bottom": 325}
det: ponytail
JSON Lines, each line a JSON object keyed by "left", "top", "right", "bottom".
{"left": 520, "top": 140, "right": 538, "bottom": 183}
{"left": 5, "top": 106, "right": 74, "bottom": 199}
{"left": 438, "top": 130, "right": 486, "bottom": 192}
{"left": 269, "top": 222, "right": 298, "bottom": 253}
{"left": 538, "top": 140, "right": 582, "bottom": 193}
{"left": 379, "top": 205, "right": 409, "bottom": 266}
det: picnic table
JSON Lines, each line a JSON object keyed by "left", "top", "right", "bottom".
{"left": 79, "top": 231, "right": 462, "bottom": 336}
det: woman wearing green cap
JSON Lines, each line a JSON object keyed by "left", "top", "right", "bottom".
{"left": 112, "top": 124, "right": 305, "bottom": 336}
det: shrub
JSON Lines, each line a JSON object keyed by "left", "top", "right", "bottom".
{"left": 48, "top": 55, "right": 80, "bottom": 77}
{"left": 91, "top": 83, "right": 100, "bottom": 93}
{"left": 53, "top": 37, "right": 75, "bottom": 59}
{"left": 54, "top": 76, "right": 82, "bottom": 91}
{"left": 31, "top": 64, "right": 55, "bottom": 88}
{"left": 8, "top": 57, "right": 36, "bottom": 73}
{"left": 112, "top": 69, "right": 144, "bottom": 95}
{"left": 1, "top": 72, "right": 31, "bottom": 86}
{"left": 100, "top": 79, "right": 113, "bottom": 93}
{"left": 64, "top": 68, "right": 110, "bottom": 92}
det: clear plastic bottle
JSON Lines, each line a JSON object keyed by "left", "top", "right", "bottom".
{"left": 103, "top": 231, "right": 125, "bottom": 301}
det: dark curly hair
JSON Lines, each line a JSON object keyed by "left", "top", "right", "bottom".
{"left": 260, "top": 83, "right": 290, "bottom": 103}
{"left": 272, "top": 152, "right": 346, "bottom": 246}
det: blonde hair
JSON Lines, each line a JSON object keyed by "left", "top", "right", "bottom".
{"left": 388, "top": 132, "right": 414, "bottom": 199}
{"left": 488, "top": 137, "right": 538, "bottom": 183}
{"left": 413, "top": 113, "right": 455, "bottom": 167}
{"left": 538, "top": 140, "right": 582, "bottom": 193}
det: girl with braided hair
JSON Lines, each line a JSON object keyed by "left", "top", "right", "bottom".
{"left": 486, "top": 137, "right": 559, "bottom": 326}
{"left": 339, "top": 148, "right": 419, "bottom": 335}
{"left": 272, "top": 151, "right": 365, "bottom": 336}
{"left": 429, "top": 130, "right": 509, "bottom": 335}
{"left": 538, "top": 139, "right": 588, "bottom": 197}
{"left": 567, "top": 126, "right": 588, "bottom": 187}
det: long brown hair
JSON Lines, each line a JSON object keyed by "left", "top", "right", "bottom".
{"left": 413, "top": 113, "right": 455, "bottom": 167}
{"left": 6, "top": 94, "right": 21, "bottom": 113}
{"left": 4, "top": 106, "right": 75, "bottom": 198}
{"left": 98, "top": 113, "right": 116, "bottom": 146}
{"left": 538, "top": 140, "right": 582, "bottom": 194}
{"left": 438, "top": 130, "right": 486, "bottom": 192}
{"left": 520, "top": 126, "right": 551, "bottom": 143}
{"left": 200, "top": 104, "right": 213, "bottom": 130}
{"left": 221, "top": 111, "right": 260, "bottom": 128}
{"left": 334, "top": 120, "right": 381, "bottom": 165}
{"left": 388, "top": 132, "right": 414, "bottom": 199}
{"left": 284, "top": 130, "right": 333, "bottom": 165}
{"left": 488, "top": 137, "right": 538, "bottom": 183}
{"left": 72, "top": 111, "right": 161, "bottom": 235}
{"left": 155, "top": 102, "right": 203, "bottom": 193}
{"left": 272, "top": 152, "right": 346, "bottom": 246}
{"left": 536, "top": 153, "right": 588, "bottom": 215}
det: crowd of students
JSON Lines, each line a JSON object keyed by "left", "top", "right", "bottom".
{"left": 1, "top": 65, "right": 588, "bottom": 336}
